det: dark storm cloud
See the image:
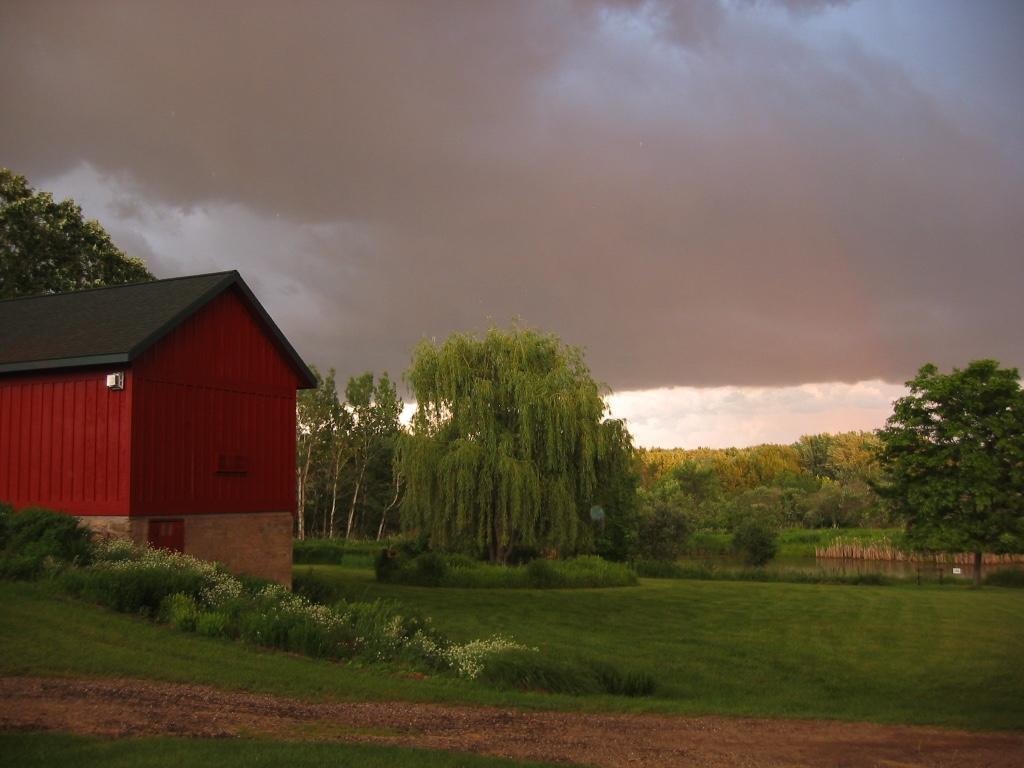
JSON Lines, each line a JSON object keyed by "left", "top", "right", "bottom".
{"left": 1, "top": 0, "right": 1022, "bottom": 389}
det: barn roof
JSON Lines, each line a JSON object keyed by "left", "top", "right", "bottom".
{"left": 0, "top": 271, "right": 317, "bottom": 387}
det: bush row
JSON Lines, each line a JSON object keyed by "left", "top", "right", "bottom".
{"left": 293, "top": 538, "right": 382, "bottom": 568}
{"left": 58, "top": 538, "right": 526, "bottom": 676}
{"left": 375, "top": 549, "right": 638, "bottom": 589}
{"left": 632, "top": 559, "right": 893, "bottom": 586}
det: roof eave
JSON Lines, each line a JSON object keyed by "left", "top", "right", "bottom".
{"left": 0, "top": 353, "right": 132, "bottom": 376}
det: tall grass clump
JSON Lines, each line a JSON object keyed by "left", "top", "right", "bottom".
{"left": 818, "top": 536, "right": 1024, "bottom": 564}
{"left": 478, "top": 648, "right": 656, "bottom": 697}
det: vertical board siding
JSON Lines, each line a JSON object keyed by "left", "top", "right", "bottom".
{"left": 131, "top": 287, "right": 299, "bottom": 516}
{"left": 0, "top": 369, "right": 132, "bottom": 515}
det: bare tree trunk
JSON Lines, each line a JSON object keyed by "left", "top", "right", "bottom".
{"left": 295, "top": 465, "right": 304, "bottom": 539}
{"left": 296, "top": 442, "right": 313, "bottom": 541}
{"left": 345, "top": 463, "right": 367, "bottom": 539}
{"left": 377, "top": 471, "right": 402, "bottom": 541}
{"left": 328, "top": 481, "right": 338, "bottom": 539}
{"left": 328, "top": 458, "right": 339, "bottom": 539}
{"left": 974, "top": 550, "right": 983, "bottom": 587}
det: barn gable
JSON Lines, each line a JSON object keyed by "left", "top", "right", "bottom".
{"left": 0, "top": 271, "right": 316, "bottom": 387}
{"left": 130, "top": 288, "right": 301, "bottom": 515}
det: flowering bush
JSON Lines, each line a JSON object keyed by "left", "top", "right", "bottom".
{"left": 443, "top": 635, "right": 534, "bottom": 679}
{"left": 62, "top": 541, "right": 524, "bottom": 679}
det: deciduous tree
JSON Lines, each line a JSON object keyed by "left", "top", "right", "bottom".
{"left": 876, "top": 360, "right": 1024, "bottom": 585}
{"left": 0, "top": 168, "right": 152, "bottom": 298}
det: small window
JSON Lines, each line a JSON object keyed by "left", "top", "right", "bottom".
{"left": 216, "top": 453, "right": 248, "bottom": 475}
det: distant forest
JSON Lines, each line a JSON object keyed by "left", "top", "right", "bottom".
{"left": 636, "top": 432, "right": 885, "bottom": 533}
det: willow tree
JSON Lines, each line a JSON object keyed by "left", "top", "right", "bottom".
{"left": 400, "top": 327, "right": 626, "bottom": 563}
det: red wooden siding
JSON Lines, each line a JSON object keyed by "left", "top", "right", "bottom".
{"left": 130, "top": 288, "right": 299, "bottom": 516}
{"left": 0, "top": 368, "right": 133, "bottom": 515}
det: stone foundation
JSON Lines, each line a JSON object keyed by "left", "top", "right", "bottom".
{"left": 77, "top": 516, "right": 148, "bottom": 546}
{"left": 77, "top": 512, "right": 294, "bottom": 587}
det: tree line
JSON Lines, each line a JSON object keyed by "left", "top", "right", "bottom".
{"left": 637, "top": 431, "right": 886, "bottom": 536}
{"left": 295, "top": 368, "right": 403, "bottom": 540}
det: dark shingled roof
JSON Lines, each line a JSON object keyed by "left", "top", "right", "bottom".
{"left": 0, "top": 271, "right": 316, "bottom": 387}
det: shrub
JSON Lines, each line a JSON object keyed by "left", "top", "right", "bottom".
{"left": 196, "top": 611, "right": 230, "bottom": 637}
{"left": 159, "top": 593, "right": 200, "bottom": 631}
{"left": 525, "top": 558, "right": 562, "bottom": 588}
{"left": 64, "top": 561, "right": 208, "bottom": 615}
{"left": 411, "top": 551, "right": 448, "bottom": 586}
{"left": 733, "top": 517, "right": 779, "bottom": 566}
{"left": 0, "top": 501, "right": 12, "bottom": 549}
{"left": 505, "top": 544, "right": 541, "bottom": 565}
{"left": 0, "top": 553, "right": 46, "bottom": 580}
{"left": 292, "top": 568, "right": 338, "bottom": 604}
{"left": 375, "top": 546, "right": 405, "bottom": 582}
{"left": 636, "top": 501, "right": 691, "bottom": 562}
{"left": 293, "top": 538, "right": 347, "bottom": 565}
{"left": 62, "top": 543, "right": 222, "bottom": 615}
{"left": 1, "top": 506, "right": 93, "bottom": 568}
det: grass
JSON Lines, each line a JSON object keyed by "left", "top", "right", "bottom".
{"left": 298, "top": 566, "right": 1024, "bottom": 730}
{"left": 2, "top": 571, "right": 1022, "bottom": 730}
{"left": 0, "top": 733, "right": 560, "bottom": 768}
{"left": 0, "top": 581, "right": 618, "bottom": 712}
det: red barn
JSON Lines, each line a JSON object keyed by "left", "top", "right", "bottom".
{"left": 0, "top": 272, "right": 315, "bottom": 585}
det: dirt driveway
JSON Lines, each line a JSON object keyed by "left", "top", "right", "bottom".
{"left": 1, "top": 676, "right": 1020, "bottom": 767}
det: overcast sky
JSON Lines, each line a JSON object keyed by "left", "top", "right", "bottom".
{"left": 2, "top": 1, "right": 1022, "bottom": 447}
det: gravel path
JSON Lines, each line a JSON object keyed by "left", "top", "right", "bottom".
{"left": 1, "top": 676, "right": 1021, "bottom": 767}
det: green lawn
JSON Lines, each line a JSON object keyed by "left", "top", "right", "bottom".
{"left": 0, "top": 733, "right": 559, "bottom": 768}
{"left": 2, "top": 572, "right": 1022, "bottom": 730}
{"left": 299, "top": 566, "right": 1024, "bottom": 729}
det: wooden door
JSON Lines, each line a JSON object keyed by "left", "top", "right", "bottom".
{"left": 147, "top": 519, "right": 185, "bottom": 553}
